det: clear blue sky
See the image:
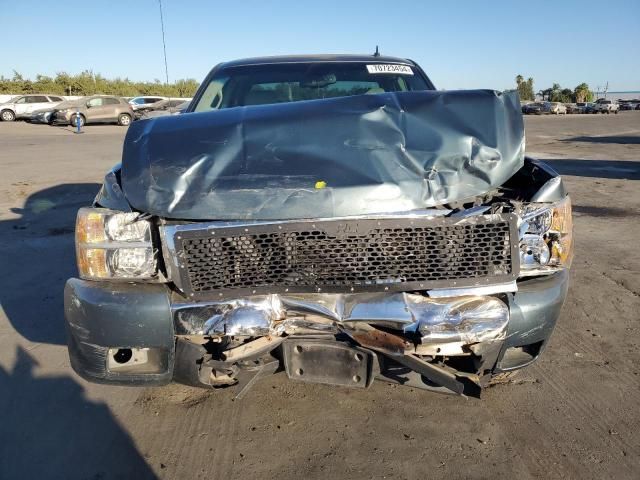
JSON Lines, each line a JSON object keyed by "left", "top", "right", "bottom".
{"left": 2, "top": 0, "right": 639, "bottom": 92}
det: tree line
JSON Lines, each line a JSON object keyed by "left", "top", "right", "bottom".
{"left": 1, "top": 69, "right": 597, "bottom": 104}
{"left": 515, "top": 75, "right": 593, "bottom": 103}
{"left": 0, "top": 70, "right": 200, "bottom": 98}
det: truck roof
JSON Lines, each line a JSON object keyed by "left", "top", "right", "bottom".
{"left": 219, "top": 54, "right": 416, "bottom": 68}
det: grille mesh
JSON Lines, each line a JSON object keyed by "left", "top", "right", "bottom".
{"left": 175, "top": 216, "right": 516, "bottom": 296}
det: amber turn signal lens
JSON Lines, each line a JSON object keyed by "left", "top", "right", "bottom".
{"left": 76, "top": 248, "right": 109, "bottom": 279}
{"left": 76, "top": 208, "right": 107, "bottom": 244}
{"left": 520, "top": 195, "right": 573, "bottom": 275}
{"left": 550, "top": 196, "right": 573, "bottom": 267}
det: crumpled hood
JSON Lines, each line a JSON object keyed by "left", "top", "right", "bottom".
{"left": 121, "top": 89, "right": 524, "bottom": 220}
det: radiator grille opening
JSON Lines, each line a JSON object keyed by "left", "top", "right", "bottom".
{"left": 174, "top": 215, "right": 516, "bottom": 297}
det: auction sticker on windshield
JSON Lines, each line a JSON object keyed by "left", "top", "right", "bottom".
{"left": 366, "top": 64, "right": 414, "bottom": 75}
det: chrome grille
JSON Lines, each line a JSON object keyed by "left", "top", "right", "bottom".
{"left": 171, "top": 215, "right": 519, "bottom": 298}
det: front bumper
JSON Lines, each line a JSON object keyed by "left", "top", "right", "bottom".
{"left": 53, "top": 111, "right": 72, "bottom": 123}
{"left": 64, "top": 271, "right": 569, "bottom": 393}
{"left": 64, "top": 280, "right": 174, "bottom": 385}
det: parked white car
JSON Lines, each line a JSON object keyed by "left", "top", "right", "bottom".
{"left": 0, "top": 94, "right": 65, "bottom": 121}
{"left": 594, "top": 99, "right": 619, "bottom": 114}
{"left": 545, "top": 102, "right": 567, "bottom": 115}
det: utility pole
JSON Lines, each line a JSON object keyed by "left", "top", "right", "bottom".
{"left": 158, "top": 0, "right": 169, "bottom": 85}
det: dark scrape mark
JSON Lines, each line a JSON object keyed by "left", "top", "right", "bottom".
{"left": 540, "top": 159, "right": 640, "bottom": 180}
{"left": 573, "top": 205, "right": 636, "bottom": 218}
{"left": 48, "top": 226, "right": 75, "bottom": 236}
{"left": 561, "top": 135, "right": 640, "bottom": 145}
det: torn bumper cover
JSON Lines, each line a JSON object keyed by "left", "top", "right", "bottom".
{"left": 173, "top": 292, "right": 509, "bottom": 349}
{"left": 174, "top": 293, "right": 509, "bottom": 396}
{"left": 64, "top": 271, "right": 568, "bottom": 395}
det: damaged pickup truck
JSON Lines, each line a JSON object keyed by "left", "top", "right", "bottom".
{"left": 64, "top": 55, "right": 572, "bottom": 397}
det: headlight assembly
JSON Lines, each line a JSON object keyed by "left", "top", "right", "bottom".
{"left": 519, "top": 196, "right": 573, "bottom": 276}
{"left": 75, "top": 208, "right": 158, "bottom": 280}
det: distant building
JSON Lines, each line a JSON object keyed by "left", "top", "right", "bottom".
{"left": 534, "top": 90, "right": 640, "bottom": 103}
{"left": 596, "top": 91, "right": 640, "bottom": 102}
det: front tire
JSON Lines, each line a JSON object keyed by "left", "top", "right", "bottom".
{"left": 117, "top": 113, "right": 131, "bottom": 126}
{"left": 70, "top": 114, "right": 85, "bottom": 128}
{"left": 1, "top": 109, "right": 16, "bottom": 122}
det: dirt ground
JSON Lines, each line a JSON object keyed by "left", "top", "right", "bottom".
{"left": 0, "top": 112, "right": 639, "bottom": 479}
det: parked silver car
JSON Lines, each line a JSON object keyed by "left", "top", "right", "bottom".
{"left": 28, "top": 108, "right": 56, "bottom": 124}
{"left": 134, "top": 98, "right": 191, "bottom": 119}
{"left": 128, "top": 96, "right": 167, "bottom": 111}
{"left": 0, "top": 94, "right": 65, "bottom": 121}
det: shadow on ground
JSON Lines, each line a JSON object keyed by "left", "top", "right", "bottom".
{"left": 572, "top": 205, "right": 637, "bottom": 218}
{"left": 561, "top": 135, "right": 640, "bottom": 145}
{"left": 541, "top": 159, "right": 640, "bottom": 180}
{"left": 0, "top": 346, "right": 156, "bottom": 479}
{"left": 0, "top": 183, "right": 100, "bottom": 345}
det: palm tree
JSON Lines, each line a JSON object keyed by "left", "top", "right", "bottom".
{"left": 525, "top": 78, "right": 535, "bottom": 100}
{"left": 574, "top": 83, "right": 591, "bottom": 103}
{"left": 515, "top": 75, "right": 524, "bottom": 86}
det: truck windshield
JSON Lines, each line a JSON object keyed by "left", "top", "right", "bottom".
{"left": 193, "top": 62, "right": 432, "bottom": 112}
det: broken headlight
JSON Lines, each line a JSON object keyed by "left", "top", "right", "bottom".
{"left": 519, "top": 196, "right": 573, "bottom": 276}
{"left": 75, "top": 207, "right": 157, "bottom": 280}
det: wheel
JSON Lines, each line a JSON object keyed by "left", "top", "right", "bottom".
{"left": 117, "top": 113, "right": 131, "bottom": 126}
{"left": 1, "top": 109, "right": 16, "bottom": 122}
{"left": 614, "top": 110, "right": 618, "bottom": 114}
{"left": 606, "top": 110, "right": 610, "bottom": 114}
{"left": 70, "top": 113, "right": 85, "bottom": 128}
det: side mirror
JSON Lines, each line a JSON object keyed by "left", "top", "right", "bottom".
{"left": 86, "top": 102, "right": 93, "bottom": 108}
